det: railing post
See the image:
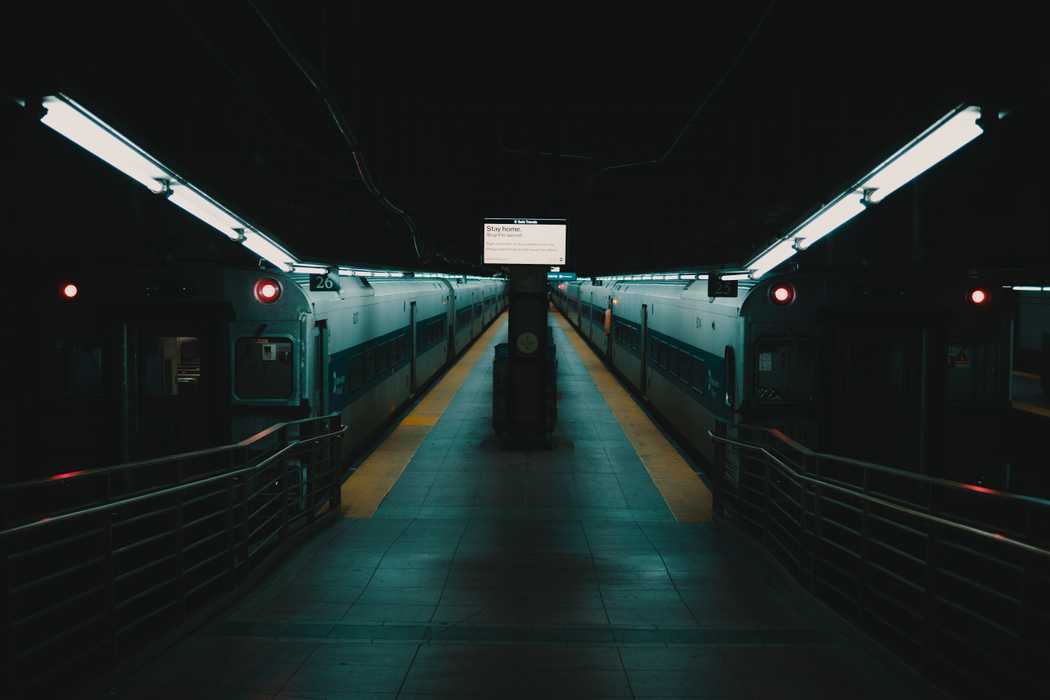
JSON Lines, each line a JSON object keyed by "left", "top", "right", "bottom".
{"left": 922, "top": 522, "right": 940, "bottom": 676}
{"left": 280, "top": 451, "right": 291, "bottom": 542}
{"left": 238, "top": 471, "right": 250, "bottom": 576}
{"left": 858, "top": 465, "right": 871, "bottom": 625}
{"left": 762, "top": 453, "right": 772, "bottom": 547}
{"left": 175, "top": 489, "right": 187, "bottom": 622}
{"left": 807, "top": 453, "right": 821, "bottom": 594}
{"left": 3, "top": 529, "right": 15, "bottom": 695}
{"left": 104, "top": 509, "right": 117, "bottom": 667}
{"left": 329, "top": 421, "right": 342, "bottom": 515}
{"left": 225, "top": 476, "right": 237, "bottom": 587}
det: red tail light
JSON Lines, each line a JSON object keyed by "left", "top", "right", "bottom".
{"left": 254, "top": 278, "right": 282, "bottom": 304}
{"left": 61, "top": 283, "right": 79, "bottom": 300}
{"left": 968, "top": 288, "right": 988, "bottom": 305}
{"left": 770, "top": 283, "right": 796, "bottom": 306}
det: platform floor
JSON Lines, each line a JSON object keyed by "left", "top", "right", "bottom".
{"left": 111, "top": 313, "right": 941, "bottom": 699}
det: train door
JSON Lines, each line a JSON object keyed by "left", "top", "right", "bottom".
{"left": 409, "top": 301, "right": 418, "bottom": 393}
{"left": 126, "top": 320, "right": 220, "bottom": 460}
{"left": 588, "top": 292, "right": 594, "bottom": 341}
{"left": 314, "top": 320, "right": 329, "bottom": 415}
{"left": 640, "top": 304, "right": 649, "bottom": 397}
{"left": 824, "top": 323, "right": 925, "bottom": 470}
{"left": 605, "top": 300, "right": 613, "bottom": 359}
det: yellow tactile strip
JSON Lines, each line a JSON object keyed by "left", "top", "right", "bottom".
{"left": 341, "top": 313, "right": 508, "bottom": 518}
{"left": 553, "top": 312, "right": 713, "bottom": 523}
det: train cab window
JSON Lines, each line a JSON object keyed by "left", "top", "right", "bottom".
{"left": 754, "top": 338, "right": 814, "bottom": 403}
{"left": 235, "top": 338, "right": 292, "bottom": 399}
{"left": 143, "top": 336, "right": 202, "bottom": 397}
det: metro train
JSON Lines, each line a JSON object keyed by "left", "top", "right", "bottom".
{"left": 553, "top": 270, "right": 1015, "bottom": 485}
{"left": 10, "top": 263, "right": 506, "bottom": 481}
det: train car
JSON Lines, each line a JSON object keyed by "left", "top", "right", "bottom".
{"left": 555, "top": 271, "right": 1014, "bottom": 484}
{"left": 12, "top": 262, "right": 506, "bottom": 481}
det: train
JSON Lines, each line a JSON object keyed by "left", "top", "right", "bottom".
{"left": 552, "top": 269, "right": 1015, "bottom": 486}
{"left": 8, "top": 262, "right": 507, "bottom": 481}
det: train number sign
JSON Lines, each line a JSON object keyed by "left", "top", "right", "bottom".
{"left": 309, "top": 274, "right": 341, "bottom": 292}
{"left": 708, "top": 277, "right": 738, "bottom": 298}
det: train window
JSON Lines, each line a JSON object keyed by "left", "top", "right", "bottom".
{"left": 365, "top": 349, "right": 376, "bottom": 380}
{"left": 235, "top": 338, "right": 292, "bottom": 399}
{"left": 349, "top": 353, "right": 364, "bottom": 390}
{"left": 696, "top": 358, "right": 708, "bottom": 394}
{"left": 143, "top": 336, "right": 202, "bottom": 397}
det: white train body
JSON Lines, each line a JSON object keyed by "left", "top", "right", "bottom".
{"left": 21, "top": 263, "right": 506, "bottom": 478}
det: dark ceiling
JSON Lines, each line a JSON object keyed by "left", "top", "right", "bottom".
{"left": 4, "top": 2, "right": 1048, "bottom": 276}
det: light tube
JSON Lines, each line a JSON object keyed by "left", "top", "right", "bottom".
{"left": 241, "top": 230, "right": 296, "bottom": 271}
{"left": 167, "top": 185, "right": 244, "bottom": 240}
{"left": 291, "top": 264, "right": 331, "bottom": 275}
{"left": 862, "top": 107, "right": 983, "bottom": 203}
{"left": 40, "top": 95, "right": 169, "bottom": 193}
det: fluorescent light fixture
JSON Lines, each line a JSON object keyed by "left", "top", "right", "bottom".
{"left": 241, "top": 230, "right": 295, "bottom": 271}
{"left": 291, "top": 264, "right": 331, "bottom": 275}
{"left": 742, "top": 105, "right": 984, "bottom": 280}
{"left": 791, "top": 192, "right": 866, "bottom": 251}
{"left": 747, "top": 238, "right": 798, "bottom": 279}
{"left": 861, "top": 106, "right": 983, "bottom": 203}
{"left": 721, "top": 272, "right": 753, "bottom": 281}
{"left": 1011, "top": 285, "right": 1044, "bottom": 291}
{"left": 748, "top": 192, "right": 866, "bottom": 279}
{"left": 168, "top": 185, "right": 243, "bottom": 240}
{"left": 39, "top": 95, "right": 169, "bottom": 194}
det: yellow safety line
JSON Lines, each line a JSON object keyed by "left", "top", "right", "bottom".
{"left": 341, "top": 313, "right": 508, "bottom": 518}
{"left": 1013, "top": 370, "right": 1041, "bottom": 381}
{"left": 552, "top": 312, "right": 713, "bottom": 523}
{"left": 1012, "top": 400, "right": 1050, "bottom": 419}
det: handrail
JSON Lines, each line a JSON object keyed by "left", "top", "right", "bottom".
{"left": 4, "top": 411, "right": 346, "bottom": 696}
{"left": 738, "top": 423, "right": 1050, "bottom": 509}
{"left": 1, "top": 412, "right": 343, "bottom": 490}
{"left": 708, "top": 430, "right": 1050, "bottom": 560}
{"left": 0, "top": 425, "right": 347, "bottom": 539}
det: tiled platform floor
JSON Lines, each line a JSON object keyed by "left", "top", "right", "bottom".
{"left": 111, "top": 316, "right": 942, "bottom": 699}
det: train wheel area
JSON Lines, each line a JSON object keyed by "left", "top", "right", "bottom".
{"left": 107, "top": 311, "right": 938, "bottom": 700}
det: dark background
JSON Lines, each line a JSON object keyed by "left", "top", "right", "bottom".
{"left": 3, "top": 2, "right": 1048, "bottom": 277}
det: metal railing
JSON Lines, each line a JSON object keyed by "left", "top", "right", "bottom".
{"left": 2, "top": 414, "right": 346, "bottom": 697}
{"left": 709, "top": 424, "right": 1050, "bottom": 700}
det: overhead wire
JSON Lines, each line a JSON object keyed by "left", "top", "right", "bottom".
{"left": 247, "top": 0, "right": 424, "bottom": 260}
{"left": 594, "top": 0, "right": 778, "bottom": 180}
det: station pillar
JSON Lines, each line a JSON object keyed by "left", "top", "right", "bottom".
{"left": 493, "top": 265, "right": 557, "bottom": 447}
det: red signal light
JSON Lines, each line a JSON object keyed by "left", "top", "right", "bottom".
{"left": 968, "top": 288, "right": 988, "bottom": 305}
{"left": 254, "top": 278, "right": 282, "bottom": 304}
{"left": 770, "top": 283, "right": 796, "bottom": 306}
{"left": 61, "top": 283, "right": 79, "bottom": 300}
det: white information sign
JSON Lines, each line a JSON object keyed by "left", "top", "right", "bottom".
{"left": 483, "top": 218, "right": 566, "bottom": 265}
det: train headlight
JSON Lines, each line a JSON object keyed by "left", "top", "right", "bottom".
{"left": 254, "top": 278, "right": 282, "bottom": 304}
{"left": 61, "top": 282, "right": 79, "bottom": 300}
{"left": 770, "top": 283, "right": 796, "bottom": 306}
{"left": 968, "top": 288, "right": 989, "bottom": 305}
